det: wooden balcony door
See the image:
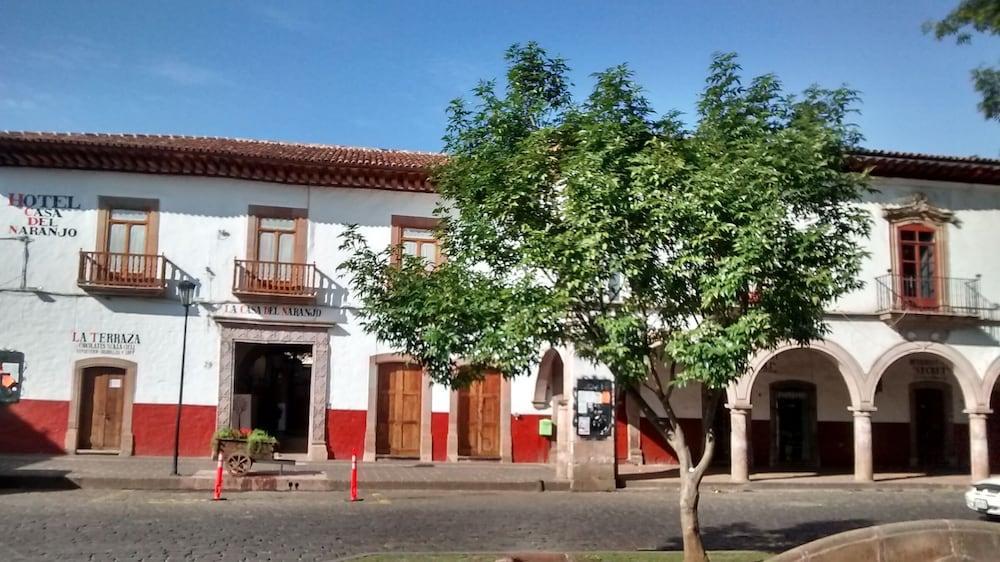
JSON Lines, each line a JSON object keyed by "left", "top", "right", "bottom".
{"left": 105, "top": 208, "right": 152, "bottom": 279}
{"left": 78, "top": 367, "right": 126, "bottom": 451}
{"left": 375, "top": 363, "right": 422, "bottom": 457}
{"left": 457, "top": 371, "right": 501, "bottom": 458}
{"left": 898, "top": 224, "right": 939, "bottom": 310}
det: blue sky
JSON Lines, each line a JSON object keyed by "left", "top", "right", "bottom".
{"left": 1, "top": 1, "right": 996, "bottom": 157}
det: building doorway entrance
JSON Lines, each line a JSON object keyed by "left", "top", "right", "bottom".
{"left": 78, "top": 366, "right": 126, "bottom": 451}
{"left": 376, "top": 363, "right": 422, "bottom": 458}
{"left": 457, "top": 371, "right": 501, "bottom": 458}
{"left": 233, "top": 343, "right": 312, "bottom": 454}
{"left": 770, "top": 381, "right": 817, "bottom": 467}
{"left": 913, "top": 386, "right": 948, "bottom": 468}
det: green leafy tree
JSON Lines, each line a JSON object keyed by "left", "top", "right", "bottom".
{"left": 925, "top": 0, "right": 1000, "bottom": 121}
{"left": 340, "top": 44, "right": 870, "bottom": 562}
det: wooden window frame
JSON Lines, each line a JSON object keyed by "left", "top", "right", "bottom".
{"left": 246, "top": 205, "right": 308, "bottom": 263}
{"left": 96, "top": 197, "right": 159, "bottom": 256}
{"left": 888, "top": 219, "right": 948, "bottom": 310}
{"left": 390, "top": 215, "right": 442, "bottom": 266}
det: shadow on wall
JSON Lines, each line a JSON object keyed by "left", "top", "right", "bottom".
{"left": 0, "top": 401, "right": 76, "bottom": 494}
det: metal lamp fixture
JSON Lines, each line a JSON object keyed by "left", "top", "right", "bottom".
{"left": 172, "top": 280, "right": 197, "bottom": 476}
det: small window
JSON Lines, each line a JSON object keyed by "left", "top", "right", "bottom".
{"left": 391, "top": 216, "right": 441, "bottom": 268}
{"left": 247, "top": 206, "right": 307, "bottom": 282}
{"left": 96, "top": 198, "right": 158, "bottom": 277}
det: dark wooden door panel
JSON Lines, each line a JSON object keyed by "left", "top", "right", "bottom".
{"left": 78, "top": 367, "right": 125, "bottom": 451}
{"left": 458, "top": 371, "right": 501, "bottom": 458}
{"left": 376, "top": 363, "right": 422, "bottom": 457}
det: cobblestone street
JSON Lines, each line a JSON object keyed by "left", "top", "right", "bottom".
{"left": 0, "top": 487, "right": 981, "bottom": 561}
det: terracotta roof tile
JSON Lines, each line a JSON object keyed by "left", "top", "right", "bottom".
{"left": 2, "top": 132, "right": 999, "bottom": 188}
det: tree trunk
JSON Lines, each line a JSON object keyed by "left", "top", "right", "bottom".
{"left": 679, "top": 475, "right": 708, "bottom": 562}
{"left": 628, "top": 383, "right": 720, "bottom": 562}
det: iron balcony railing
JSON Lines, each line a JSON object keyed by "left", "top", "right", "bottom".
{"left": 233, "top": 259, "right": 318, "bottom": 299}
{"left": 874, "top": 274, "right": 999, "bottom": 321}
{"left": 78, "top": 251, "right": 167, "bottom": 292}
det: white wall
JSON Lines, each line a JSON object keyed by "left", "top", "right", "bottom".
{"left": 4, "top": 168, "right": 1000, "bottom": 418}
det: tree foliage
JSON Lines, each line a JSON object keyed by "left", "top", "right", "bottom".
{"left": 340, "top": 43, "right": 870, "bottom": 562}
{"left": 341, "top": 44, "right": 870, "bottom": 393}
{"left": 926, "top": 0, "right": 1000, "bottom": 121}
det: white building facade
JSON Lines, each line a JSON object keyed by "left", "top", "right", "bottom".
{"left": 1, "top": 132, "right": 999, "bottom": 485}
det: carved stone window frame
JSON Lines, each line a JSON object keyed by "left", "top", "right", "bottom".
{"left": 882, "top": 193, "right": 956, "bottom": 281}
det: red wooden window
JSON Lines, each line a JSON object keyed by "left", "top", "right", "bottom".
{"left": 897, "top": 224, "right": 938, "bottom": 309}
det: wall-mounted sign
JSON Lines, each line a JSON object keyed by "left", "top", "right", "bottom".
{"left": 910, "top": 358, "right": 949, "bottom": 381}
{"left": 6, "top": 192, "right": 80, "bottom": 237}
{"left": 212, "top": 303, "right": 337, "bottom": 326}
{"left": 72, "top": 331, "right": 141, "bottom": 356}
{"left": 0, "top": 351, "right": 24, "bottom": 404}
{"left": 573, "top": 377, "right": 613, "bottom": 439}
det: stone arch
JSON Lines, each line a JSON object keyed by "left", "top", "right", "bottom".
{"left": 730, "top": 340, "right": 865, "bottom": 409}
{"left": 980, "top": 355, "right": 1000, "bottom": 412}
{"left": 864, "top": 341, "right": 983, "bottom": 410}
{"left": 533, "top": 348, "right": 565, "bottom": 409}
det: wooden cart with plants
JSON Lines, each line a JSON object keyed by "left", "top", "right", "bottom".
{"left": 212, "top": 428, "right": 279, "bottom": 476}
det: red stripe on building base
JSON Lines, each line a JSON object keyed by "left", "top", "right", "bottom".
{"left": 0, "top": 399, "right": 68, "bottom": 454}
{"left": 131, "top": 403, "right": 217, "bottom": 457}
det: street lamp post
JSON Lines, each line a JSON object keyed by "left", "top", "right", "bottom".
{"left": 172, "top": 280, "right": 197, "bottom": 476}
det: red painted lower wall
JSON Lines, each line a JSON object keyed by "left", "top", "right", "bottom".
{"left": 326, "top": 409, "right": 366, "bottom": 459}
{"left": 615, "top": 400, "right": 628, "bottom": 461}
{"left": 511, "top": 414, "right": 550, "bottom": 463}
{"left": 431, "top": 412, "right": 447, "bottom": 461}
{"left": 131, "top": 404, "right": 217, "bottom": 457}
{"left": 872, "top": 422, "right": 909, "bottom": 469}
{"left": 817, "top": 421, "right": 853, "bottom": 467}
{"left": 0, "top": 399, "right": 67, "bottom": 454}
{"left": 639, "top": 418, "right": 702, "bottom": 465}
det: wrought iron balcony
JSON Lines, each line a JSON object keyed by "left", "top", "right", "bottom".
{"left": 232, "top": 259, "right": 318, "bottom": 300}
{"left": 874, "top": 274, "right": 1000, "bottom": 323}
{"left": 77, "top": 251, "right": 167, "bottom": 296}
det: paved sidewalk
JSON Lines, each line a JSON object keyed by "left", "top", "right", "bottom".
{"left": 617, "top": 463, "right": 982, "bottom": 490}
{"left": 0, "top": 454, "right": 565, "bottom": 492}
{"left": 2, "top": 455, "right": 985, "bottom": 492}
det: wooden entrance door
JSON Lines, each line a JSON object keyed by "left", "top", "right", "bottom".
{"left": 376, "top": 363, "right": 422, "bottom": 457}
{"left": 770, "top": 382, "right": 818, "bottom": 467}
{"left": 914, "top": 387, "right": 947, "bottom": 467}
{"left": 78, "top": 367, "right": 126, "bottom": 451}
{"left": 458, "top": 371, "right": 501, "bottom": 458}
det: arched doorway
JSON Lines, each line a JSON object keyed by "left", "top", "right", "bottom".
{"left": 533, "top": 349, "right": 565, "bottom": 464}
{"left": 867, "top": 350, "right": 977, "bottom": 471}
{"left": 745, "top": 348, "right": 856, "bottom": 471}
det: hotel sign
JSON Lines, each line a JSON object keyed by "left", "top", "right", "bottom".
{"left": 212, "top": 303, "right": 337, "bottom": 326}
{"left": 6, "top": 192, "right": 80, "bottom": 238}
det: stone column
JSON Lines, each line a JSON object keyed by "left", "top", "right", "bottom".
{"left": 729, "top": 406, "right": 750, "bottom": 483}
{"left": 851, "top": 408, "right": 874, "bottom": 482}
{"left": 968, "top": 412, "right": 990, "bottom": 482}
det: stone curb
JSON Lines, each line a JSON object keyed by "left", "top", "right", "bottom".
{"left": 619, "top": 480, "right": 971, "bottom": 492}
{"left": 0, "top": 473, "right": 571, "bottom": 493}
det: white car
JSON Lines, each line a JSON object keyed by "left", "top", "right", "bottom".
{"left": 965, "top": 478, "right": 1000, "bottom": 518}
